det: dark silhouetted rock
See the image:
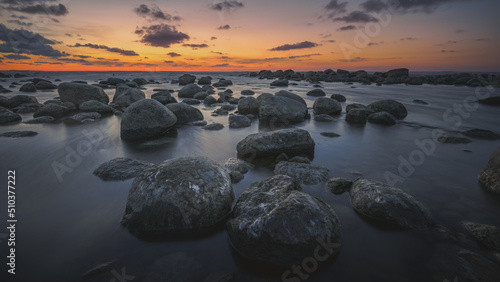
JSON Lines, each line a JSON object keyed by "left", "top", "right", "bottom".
{"left": 313, "top": 97, "right": 342, "bottom": 115}
{"left": 0, "top": 131, "right": 37, "bottom": 138}
{"left": 20, "top": 83, "right": 36, "bottom": 92}
{"left": 258, "top": 95, "right": 308, "bottom": 124}
{"left": 166, "top": 103, "right": 204, "bottom": 124}
{"left": 307, "top": 89, "right": 326, "bottom": 97}
{"left": 58, "top": 82, "right": 109, "bottom": 105}
{"left": 270, "top": 79, "right": 289, "bottom": 87}
{"left": 35, "top": 81, "right": 57, "bottom": 90}
{"left": 462, "top": 222, "right": 500, "bottom": 252}
{"left": 462, "top": 129, "right": 500, "bottom": 140}
{"left": 331, "top": 94, "right": 346, "bottom": 102}
{"left": 229, "top": 115, "right": 251, "bottom": 128}
{"left": 478, "top": 147, "right": 500, "bottom": 195}
{"left": 367, "top": 111, "right": 397, "bottom": 125}
{"left": 327, "top": 177, "right": 353, "bottom": 195}
{"left": 33, "top": 104, "right": 71, "bottom": 119}
{"left": 202, "top": 123, "right": 224, "bottom": 131}
{"left": 275, "top": 90, "right": 306, "bottom": 105}
{"left": 178, "top": 84, "right": 203, "bottom": 98}
{"left": 346, "top": 109, "right": 367, "bottom": 125}
{"left": 179, "top": 74, "right": 196, "bottom": 85}
{"left": 93, "top": 158, "right": 155, "bottom": 181}
{"left": 368, "top": 100, "right": 408, "bottom": 119}
{"left": 79, "top": 100, "right": 113, "bottom": 114}
{"left": 237, "top": 97, "right": 259, "bottom": 115}
{"left": 274, "top": 161, "right": 330, "bottom": 185}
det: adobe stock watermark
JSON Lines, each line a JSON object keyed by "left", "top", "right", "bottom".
{"left": 384, "top": 76, "right": 496, "bottom": 186}
{"left": 51, "top": 126, "right": 106, "bottom": 183}
{"left": 281, "top": 237, "right": 340, "bottom": 282}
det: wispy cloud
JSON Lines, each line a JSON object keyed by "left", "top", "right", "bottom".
{"left": 167, "top": 52, "right": 181, "bottom": 57}
{"left": 133, "top": 4, "right": 181, "bottom": 22}
{"left": 182, "top": 43, "right": 209, "bottom": 50}
{"left": 269, "top": 41, "right": 320, "bottom": 51}
{"left": 210, "top": 0, "right": 244, "bottom": 12}
{"left": 217, "top": 24, "right": 231, "bottom": 30}
{"left": 337, "top": 25, "right": 356, "bottom": 31}
{"left": 68, "top": 43, "right": 139, "bottom": 56}
{"left": 332, "top": 11, "right": 379, "bottom": 23}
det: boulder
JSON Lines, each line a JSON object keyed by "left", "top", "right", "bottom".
{"left": 33, "top": 104, "right": 71, "bottom": 119}
{"left": 368, "top": 100, "right": 408, "bottom": 119}
{"left": 197, "top": 76, "right": 212, "bottom": 85}
{"left": 58, "top": 82, "right": 109, "bottom": 105}
{"left": 106, "top": 77, "right": 125, "bottom": 85}
{"left": 461, "top": 129, "right": 500, "bottom": 140}
{"left": 151, "top": 91, "right": 177, "bottom": 105}
{"left": 307, "top": 89, "right": 326, "bottom": 97}
{"left": 121, "top": 157, "right": 234, "bottom": 234}
{"left": 226, "top": 175, "right": 342, "bottom": 265}
{"left": 275, "top": 90, "right": 306, "bottom": 106}
{"left": 462, "top": 222, "right": 500, "bottom": 252}
{"left": 367, "top": 111, "right": 397, "bottom": 125}
{"left": 23, "top": 116, "right": 55, "bottom": 124}
{"left": 193, "top": 91, "right": 209, "bottom": 100}
{"left": 20, "top": 83, "right": 36, "bottom": 92}
{"left": 179, "top": 74, "right": 196, "bottom": 85}
{"left": 8, "top": 95, "right": 38, "bottom": 108}
{"left": 236, "top": 128, "right": 315, "bottom": 162}
{"left": 113, "top": 85, "right": 145, "bottom": 108}
{"left": 314, "top": 114, "right": 335, "bottom": 122}
{"left": 258, "top": 95, "right": 308, "bottom": 124}
{"left": 313, "top": 97, "right": 342, "bottom": 115}
{"left": 330, "top": 94, "right": 346, "bottom": 102}
{"left": 166, "top": 103, "right": 204, "bottom": 124}
{"left": 213, "top": 79, "right": 233, "bottom": 87}
{"left": 224, "top": 158, "right": 253, "bottom": 174}
{"left": 120, "top": 99, "right": 177, "bottom": 141}
{"left": 346, "top": 109, "right": 367, "bottom": 125}
{"left": 203, "top": 95, "right": 217, "bottom": 106}
{"left": 327, "top": 177, "right": 353, "bottom": 195}
{"left": 178, "top": 84, "right": 203, "bottom": 98}
{"left": 132, "top": 78, "right": 147, "bottom": 85}
{"left": 274, "top": 161, "right": 330, "bottom": 185}
{"left": 270, "top": 79, "right": 289, "bottom": 87}
{"left": 93, "top": 158, "right": 155, "bottom": 181}
{"left": 35, "top": 81, "right": 57, "bottom": 90}
{"left": 349, "top": 179, "right": 434, "bottom": 229}
{"left": 229, "top": 115, "right": 251, "bottom": 128}
{"left": 478, "top": 147, "right": 500, "bottom": 195}
{"left": 182, "top": 98, "right": 201, "bottom": 105}
{"left": 202, "top": 123, "right": 224, "bottom": 131}
{"left": 237, "top": 97, "right": 259, "bottom": 115}
{"left": 12, "top": 103, "right": 42, "bottom": 113}
{"left": 0, "top": 131, "right": 37, "bottom": 138}
{"left": 79, "top": 100, "right": 113, "bottom": 114}
{"left": 241, "top": 90, "right": 255, "bottom": 96}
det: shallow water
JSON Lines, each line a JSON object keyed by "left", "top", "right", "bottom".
{"left": 1, "top": 71, "right": 499, "bottom": 282}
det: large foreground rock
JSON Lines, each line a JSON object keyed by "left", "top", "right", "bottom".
{"left": 238, "top": 97, "right": 259, "bottom": 115}
{"left": 166, "top": 103, "right": 204, "bottom": 124}
{"left": 120, "top": 99, "right": 177, "bottom": 141}
{"left": 478, "top": 147, "right": 500, "bottom": 195}
{"left": 275, "top": 90, "right": 306, "bottom": 106}
{"left": 178, "top": 74, "right": 196, "bottom": 85}
{"left": 0, "top": 107, "right": 22, "bottom": 124}
{"left": 113, "top": 85, "right": 145, "bottom": 108}
{"left": 313, "top": 97, "right": 342, "bottom": 115}
{"left": 178, "top": 84, "right": 202, "bottom": 98}
{"left": 93, "top": 158, "right": 155, "bottom": 181}
{"left": 349, "top": 179, "right": 434, "bottom": 230}
{"left": 258, "top": 95, "right": 308, "bottom": 124}
{"left": 226, "top": 175, "right": 342, "bottom": 265}
{"left": 274, "top": 161, "right": 330, "bottom": 185}
{"left": 237, "top": 128, "right": 315, "bottom": 162}
{"left": 368, "top": 100, "right": 408, "bottom": 119}
{"left": 121, "top": 157, "right": 234, "bottom": 234}
{"left": 58, "top": 82, "right": 109, "bottom": 105}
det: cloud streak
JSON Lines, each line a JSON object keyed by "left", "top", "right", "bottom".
{"left": 68, "top": 43, "right": 139, "bottom": 56}
{"left": 332, "top": 11, "right": 379, "bottom": 23}
{"left": 269, "top": 41, "right": 320, "bottom": 51}
{"left": 0, "top": 23, "right": 66, "bottom": 57}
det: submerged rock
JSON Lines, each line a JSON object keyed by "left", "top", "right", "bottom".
{"left": 33, "top": 104, "right": 71, "bottom": 119}
{"left": 314, "top": 114, "right": 335, "bottom": 122}
{"left": 349, "top": 179, "right": 434, "bottom": 230}
{"left": 327, "top": 177, "right": 353, "bottom": 195}
{"left": 437, "top": 136, "right": 472, "bottom": 144}
{"left": 121, "top": 157, "right": 234, "bottom": 234}
{"left": 320, "top": 132, "right": 341, "bottom": 138}
{"left": 0, "top": 131, "right": 38, "bottom": 138}
{"left": 274, "top": 161, "right": 330, "bottom": 185}
{"left": 368, "top": 100, "right": 408, "bottom": 119}
{"left": 58, "top": 82, "right": 109, "bottom": 105}
{"left": 79, "top": 100, "right": 113, "bottom": 114}
{"left": 478, "top": 147, "right": 500, "bottom": 195}
{"left": 462, "top": 129, "right": 500, "bottom": 140}
{"left": 120, "top": 99, "right": 177, "bottom": 141}
{"left": 330, "top": 94, "right": 346, "bottom": 102}
{"left": 462, "top": 222, "right": 500, "bottom": 252}
{"left": 226, "top": 175, "right": 342, "bottom": 265}
{"left": 166, "top": 103, "right": 204, "bottom": 124}
{"left": 477, "top": 96, "right": 500, "bottom": 106}
{"left": 93, "top": 158, "right": 154, "bottom": 181}
{"left": 367, "top": 111, "right": 397, "bottom": 125}
{"left": 23, "top": 116, "right": 55, "bottom": 124}
{"left": 66, "top": 112, "right": 101, "bottom": 124}
{"left": 236, "top": 128, "right": 315, "bottom": 162}
{"left": 202, "top": 123, "right": 224, "bottom": 131}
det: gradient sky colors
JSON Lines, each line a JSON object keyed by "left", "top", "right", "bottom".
{"left": 0, "top": 0, "right": 499, "bottom": 72}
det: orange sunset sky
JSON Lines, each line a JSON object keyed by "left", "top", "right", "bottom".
{"left": 0, "top": 0, "right": 499, "bottom": 72}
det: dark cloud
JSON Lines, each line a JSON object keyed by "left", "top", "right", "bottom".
{"left": 136, "top": 24, "right": 190, "bottom": 48}
{"left": 337, "top": 25, "right": 356, "bottom": 31}
{"left": 167, "top": 52, "right": 181, "bottom": 57}
{"left": 217, "top": 24, "right": 231, "bottom": 30}
{"left": 210, "top": 0, "right": 244, "bottom": 12}
{"left": 182, "top": 43, "right": 209, "bottom": 50}
{"left": 211, "top": 51, "right": 224, "bottom": 55}
{"left": 456, "top": 29, "right": 467, "bottom": 33}
{"left": 368, "top": 42, "right": 381, "bottom": 46}
{"left": 68, "top": 43, "right": 139, "bottom": 56}
{"left": 221, "top": 56, "right": 230, "bottom": 59}
{"left": 9, "top": 3, "right": 69, "bottom": 16}
{"left": 333, "top": 11, "right": 379, "bottom": 23}
{"left": 211, "top": 63, "right": 230, "bottom": 67}
{"left": 164, "top": 60, "right": 174, "bottom": 63}
{"left": 325, "top": 0, "right": 347, "bottom": 15}
{"left": 361, "top": 0, "right": 474, "bottom": 14}
{"left": 57, "top": 58, "right": 88, "bottom": 63}
{"left": 441, "top": 50, "right": 455, "bottom": 53}
{"left": 73, "top": 55, "right": 90, "bottom": 59}
{"left": 133, "top": 4, "right": 180, "bottom": 22}
{"left": 210, "top": 37, "right": 218, "bottom": 40}
{"left": 448, "top": 40, "right": 457, "bottom": 43}
{"left": 0, "top": 23, "right": 65, "bottom": 57}
{"left": 7, "top": 20, "right": 33, "bottom": 27}
{"left": 472, "top": 38, "right": 489, "bottom": 41}
{"left": 269, "top": 41, "right": 320, "bottom": 51}
{"left": 400, "top": 37, "right": 417, "bottom": 41}
{"left": 4, "top": 54, "right": 30, "bottom": 59}
{"left": 288, "top": 53, "right": 321, "bottom": 59}
{"left": 65, "top": 33, "right": 72, "bottom": 37}
{"left": 322, "top": 39, "right": 336, "bottom": 43}
{"left": 338, "top": 57, "right": 368, "bottom": 62}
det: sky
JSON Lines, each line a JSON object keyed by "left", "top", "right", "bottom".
{"left": 0, "top": 0, "right": 499, "bottom": 72}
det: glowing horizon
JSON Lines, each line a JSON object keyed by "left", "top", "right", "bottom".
{"left": 0, "top": 0, "right": 499, "bottom": 73}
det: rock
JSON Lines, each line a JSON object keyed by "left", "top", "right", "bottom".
{"left": 228, "top": 97, "right": 239, "bottom": 104}
{"left": 179, "top": 74, "right": 196, "bottom": 85}
{"left": 197, "top": 76, "right": 212, "bottom": 85}
{"left": 93, "top": 158, "right": 155, "bottom": 181}
{"left": 66, "top": 112, "right": 101, "bottom": 124}
{"left": 226, "top": 175, "right": 342, "bottom": 265}
{"left": 314, "top": 114, "right": 335, "bottom": 122}
{"left": 275, "top": 90, "right": 306, "bottom": 106}
{"left": 221, "top": 104, "right": 236, "bottom": 111}
{"left": 384, "top": 68, "right": 409, "bottom": 84}
{"left": 79, "top": 100, "right": 113, "bottom": 114}
{"left": 0, "top": 96, "right": 9, "bottom": 108}
{"left": 12, "top": 103, "right": 42, "bottom": 113}
{"left": 121, "top": 157, "right": 234, "bottom": 234}
{"left": 462, "top": 222, "right": 500, "bottom": 252}
{"left": 367, "top": 111, "right": 397, "bottom": 125}
{"left": 307, "top": 89, "right": 326, "bottom": 97}
{"left": 61, "top": 101, "right": 77, "bottom": 111}
{"left": 166, "top": 103, "right": 204, "bottom": 124}
{"left": 23, "top": 116, "right": 55, "bottom": 124}
{"left": 274, "top": 161, "right": 330, "bottom": 185}
{"left": 201, "top": 85, "right": 214, "bottom": 93}
{"left": 477, "top": 96, "right": 500, "bottom": 106}
{"left": 241, "top": 90, "right": 255, "bottom": 96}
{"left": 187, "top": 120, "right": 207, "bottom": 126}
{"left": 237, "top": 97, "right": 259, "bottom": 115}
{"left": 212, "top": 108, "right": 229, "bottom": 116}
{"left": 346, "top": 109, "right": 367, "bottom": 125}
{"left": 258, "top": 95, "right": 308, "bottom": 124}
{"left": 178, "top": 84, "right": 203, "bottom": 98}
{"left": 313, "top": 97, "right": 342, "bottom": 115}
{"left": 218, "top": 92, "right": 233, "bottom": 103}
{"left": 33, "top": 104, "right": 71, "bottom": 119}
{"left": 133, "top": 78, "right": 147, "bottom": 85}
{"left": 346, "top": 103, "right": 373, "bottom": 114}
{"left": 182, "top": 98, "right": 201, "bottom": 105}
{"left": 203, "top": 95, "right": 217, "bottom": 106}
{"left": 121, "top": 99, "right": 177, "bottom": 141}
{"left": 35, "top": 81, "right": 57, "bottom": 90}
{"left": 236, "top": 128, "right": 315, "bottom": 162}
{"left": 413, "top": 99, "right": 428, "bottom": 105}
{"left": 349, "top": 179, "right": 434, "bottom": 229}
{"left": 58, "top": 83, "right": 109, "bottom": 105}
{"left": 437, "top": 136, "right": 472, "bottom": 144}
{"left": 288, "top": 156, "right": 311, "bottom": 164}
{"left": 462, "top": 129, "right": 500, "bottom": 140}
{"left": 0, "top": 86, "right": 12, "bottom": 94}
{"left": 202, "top": 123, "right": 224, "bottom": 131}
{"left": 113, "top": 85, "right": 145, "bottom": 108}
{"left": 8, "top": 95, "right": 38, "bottom": 108}
{"left": 20, "top": 83, "right": 36, "bottom": 92}
{"left": 478, "top": 147, "right": 500, "bottom": 195}
{"left": 320, "top": 132, "right": 340, "bottom": 138}
{"left": 151, "top": 91, "right": 177, "bottom": 105}
{"left": 229, "top": 115, "right": 251, "bottom": 128}
{"left": 224, "top": 158, "right": 253, "bottom": 174}
{"left": 327, "top": 177, "right": 353, "bottom": 195}
{"left": 270, "top": 79, "right": 289, "bottom": 87}
{"left": 213, "top": 79, "right": 233, "bottom": 87}
{"left": 125, "top": 81, "right": 138, "bottom": 88}
{"left": 0, "top": 131, "right": 38, "bottom": 138}
{"left": 229, "top": 171, "right": 244, "bottom": 183}
{"left": 106, "top": 78, "right": 125, "bottom": 85}
{"left": 143, "top": 252, "right": 203, "bottom": 282}
{"left": 193, "top": 91, "right": 209, "bottom": 100}
{"left": 368, "top": 100, "right": 408, "bottom": 119}
{"left": 330, "top": 94, "right": 346, "bottom": 102}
